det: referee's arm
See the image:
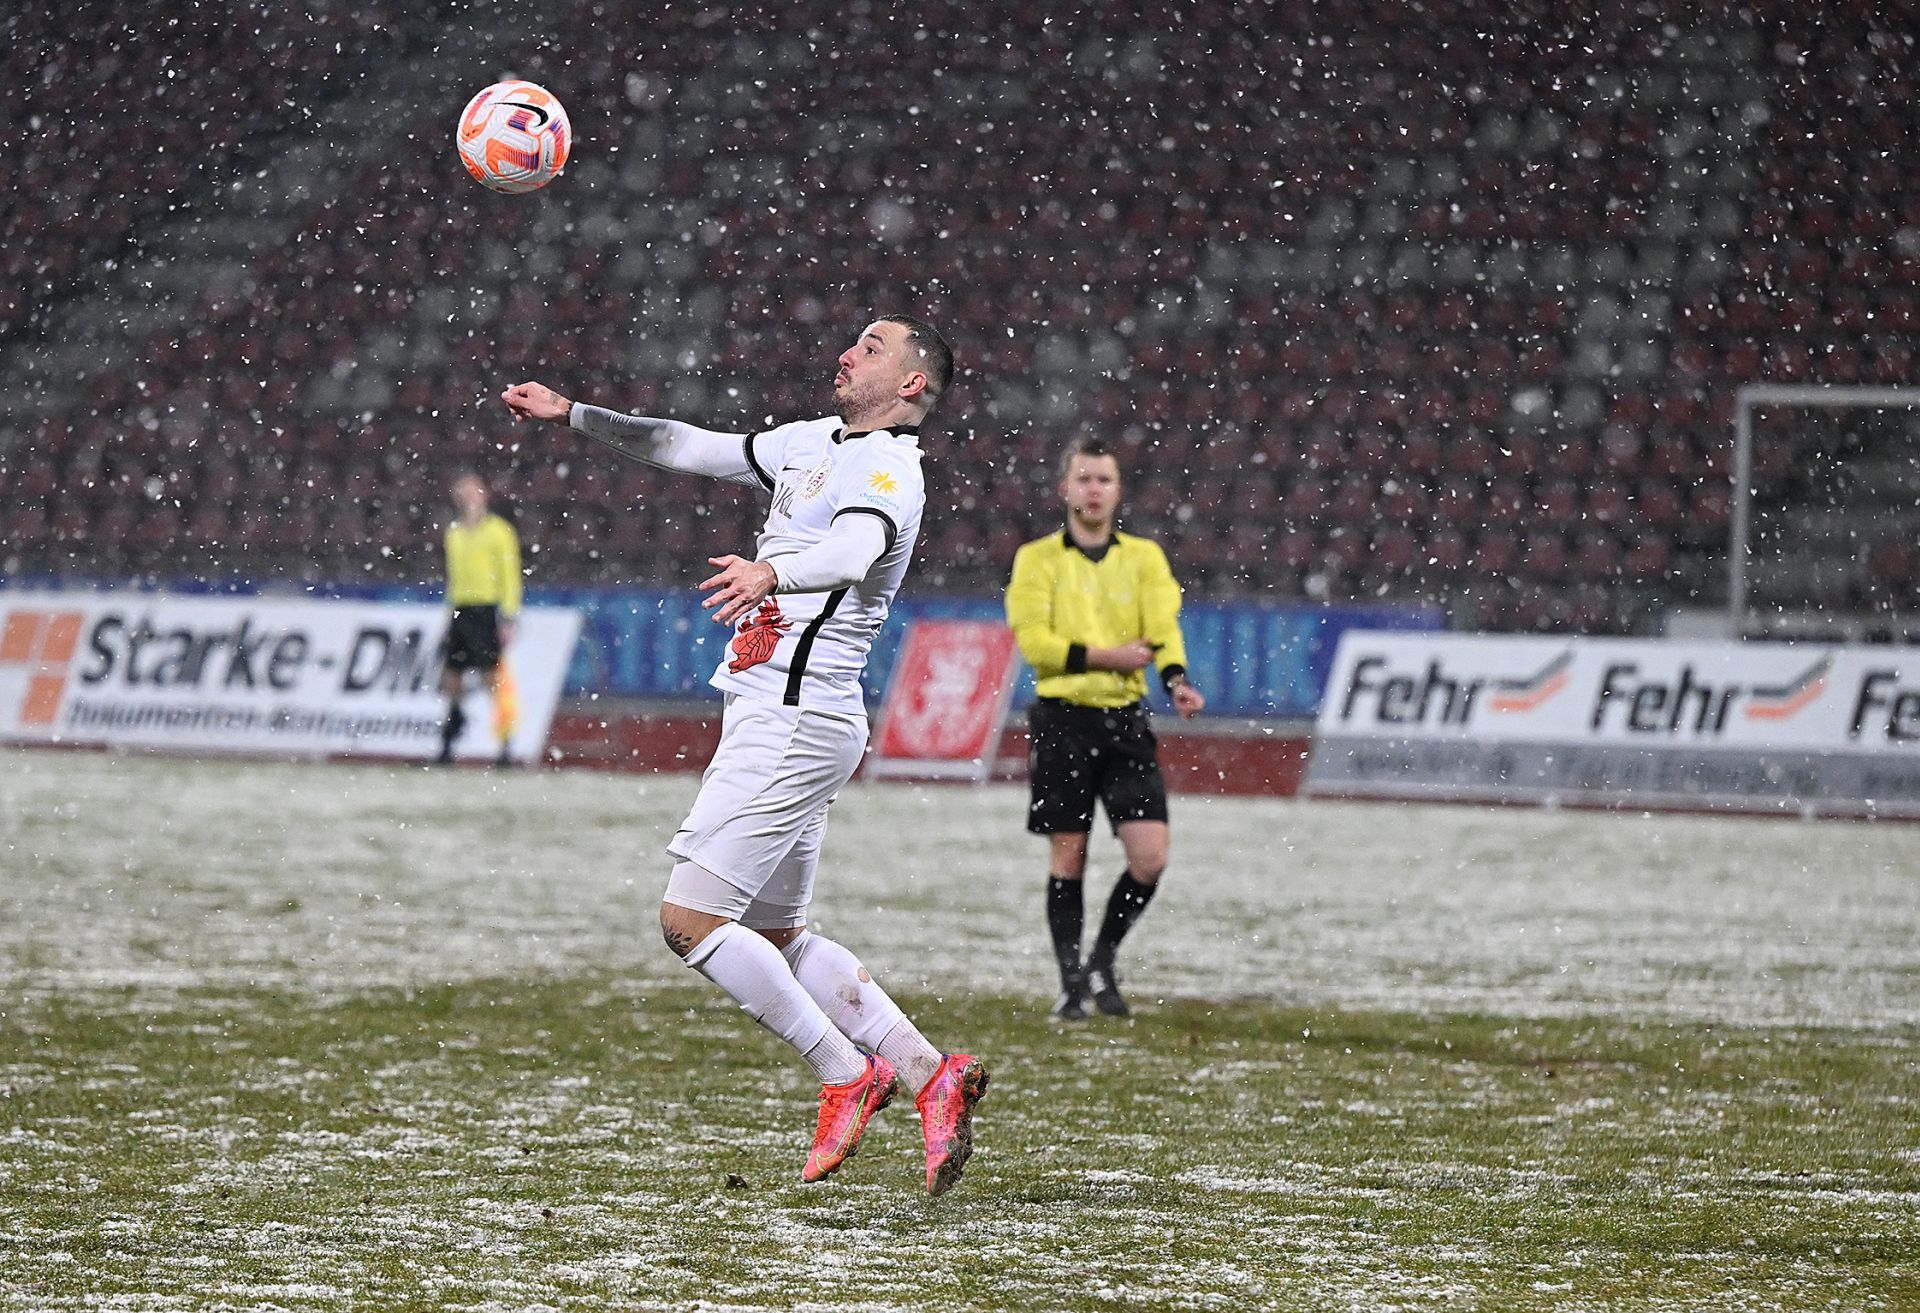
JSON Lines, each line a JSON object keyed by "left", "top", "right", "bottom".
{"left": 442, "top": 527, "right": 458, "bottom": 608}
{"left": 495, "top": 520, "right": 524, "bottom": 620}
{"left": 1139, "top": 541, "right": 1199, "bottom": 710}
{"left": 1006, "top": 543, "right": 1083, "bottom": 676}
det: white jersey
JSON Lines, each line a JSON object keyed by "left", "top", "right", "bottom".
{"left": 714, "top": 416, "right": 925, "bottom": 716}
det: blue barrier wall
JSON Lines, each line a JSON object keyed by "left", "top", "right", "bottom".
{"left": 1, "top": 577, "right": 1438, "bottom": 720}
{"left": 450, "top": 585, "right": 1438, "bottom": 720}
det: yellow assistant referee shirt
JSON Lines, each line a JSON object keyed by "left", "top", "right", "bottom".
{"left": 1005, "top": 529, "right": 1190, "bottom": 709}
{"left": 444, "top": 513, "right": 522, "bottom": 616}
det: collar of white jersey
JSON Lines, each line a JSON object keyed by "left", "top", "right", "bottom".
{"left": 833, "top": 423, "right": 920, "bottom": 444}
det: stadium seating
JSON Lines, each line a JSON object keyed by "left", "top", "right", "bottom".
{"left": 3, "top": 0, "right": 1918, "bottom": 634}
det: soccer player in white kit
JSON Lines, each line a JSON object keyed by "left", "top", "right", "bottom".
{"left": 501, "top": 317, "right": 987, "bottom": 1193}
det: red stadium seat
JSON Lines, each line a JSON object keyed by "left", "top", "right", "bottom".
{"left": 1424, "top": 527, "right": 1470, "bottom": 576}
{"left": 1585, "top": 478, "right": 1632, "bottom": 525}
{"left": 1520, "top": 532, "right": 1569, "bottom": 581}
{"left": 1623, "top": 535, "right": 1674, "bottom": 578}
{"left": 1471, "top": 528, "right": 1520, "bottom": 577}
{"left": 1568, "top": 531, "right": 1624, "bottom": 582}
{"left": 1484, "top": 478, "right": 1528, "bottom": 524}
{"left": 1374, "top": 519, "right": 1428, "bottom": 580}
{"left": 1274, "top": 526, "right": 1319, "bottom": 571}
{"left": 3, "top": 504, "right": 49, "bottom": 549}
{"left": 1328, "top": 476, "right": 1376, "bottom": 524}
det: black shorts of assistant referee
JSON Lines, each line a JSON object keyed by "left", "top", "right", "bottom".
{"left": 443, "top": 605, "right": 502, "bottom": 673}
{"left": 1026, "top": 697, "right": 1169, "bottom": 835}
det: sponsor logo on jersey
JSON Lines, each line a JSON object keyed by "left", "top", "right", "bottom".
{"left": 803, "top": 461, "right": 832, "bottom": 499}
{"left": 866, "top": 470, "right": 899, "bottom": 496}
{"left": 729, "top": 599, "right": 792, "bottom": 673}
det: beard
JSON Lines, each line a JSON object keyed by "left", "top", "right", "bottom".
{"left": 833, "top": 373, "right": 895, "bottom": 426}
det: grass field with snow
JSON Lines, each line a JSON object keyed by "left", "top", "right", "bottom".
{"left": 3, "top": 747, "right": 1917, "bottom": 1310}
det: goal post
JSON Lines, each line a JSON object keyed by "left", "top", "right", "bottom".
{"left": 1729, "top": 383, "right": 1920, "bottom": 633}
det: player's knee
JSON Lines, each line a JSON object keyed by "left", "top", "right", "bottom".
{"left": 659, "top": 908, "right": 691, "bottom": 959}
{"left": 757, "top": 925, "right": 804, "bottom": 955}
{"left": 1117, "top": 819, "right": 1169, "bottom": 883}
{"left": 1125, "top": 840, "right": 1168, "bottom": 883}
{"left": 660, "top": 903, "right": 711, "bottom": 960}
{"left": 1048, "top": 834, "right": 1091, "bottom": 878}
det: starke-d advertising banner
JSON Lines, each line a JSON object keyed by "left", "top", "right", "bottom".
{"left": 0, "top": 591, "right": 582, "bottom": 763}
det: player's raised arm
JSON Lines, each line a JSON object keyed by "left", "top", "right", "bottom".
{"left": 500, "top": 381, "right": 759, "bottom": 485}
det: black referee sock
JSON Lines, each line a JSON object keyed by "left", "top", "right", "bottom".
{"left": 1089, "top": 871, "right": 1158, "bottom": 971}
{"left": 440, "top": 699, "right": 466, "bottom": 757}
{"left": 1045, "top": 876, "right": 1085, "bottom": 980}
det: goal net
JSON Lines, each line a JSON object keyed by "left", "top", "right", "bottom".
{"left": 1728, "top": 384, "right": 1920, "bottom": 642}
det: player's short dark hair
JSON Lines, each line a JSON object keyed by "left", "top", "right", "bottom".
{"left": 878, "top": 314, "right": 954, "bottom": 404}
{"left": 1060, "top": 435, "right": 1122, "bottom": 479}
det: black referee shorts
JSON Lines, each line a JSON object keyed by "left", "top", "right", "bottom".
{"left": 1025, "top": 697, "right": 1169, "bottom": 836}
{"left": 443, "top": 605, "right": 503, "bottom": 673}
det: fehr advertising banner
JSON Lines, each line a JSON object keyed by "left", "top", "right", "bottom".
{"left": 0, "top": 591, "right": 582, "bottom": 763}
{"left": 1306, "top": 632, "right": 1920, "bottom": 817}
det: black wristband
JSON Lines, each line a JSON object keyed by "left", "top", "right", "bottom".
{"left": 1159, "top": 663, "right": 1187, "bottom": 695}
{"left": 1066, "top": 643, "right": 1089, "bottom": 675}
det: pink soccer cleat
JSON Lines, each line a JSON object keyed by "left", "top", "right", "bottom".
{"left": 915, "top": 1053, "right": 990, "bottom": 1195}
{"left": 802, "top": 1053, "right": 898, "bottom": 1183}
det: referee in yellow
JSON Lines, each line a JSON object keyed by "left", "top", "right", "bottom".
{"left": 438, "top": 470, "right": 523, "bottom": 765}
{"left": 1006, "top": 436, "right": 1205, "bottom": 1019}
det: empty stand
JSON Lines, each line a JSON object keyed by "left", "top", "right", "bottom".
{"left": 3, "top": 0, "right": 1918, "bottom": 634}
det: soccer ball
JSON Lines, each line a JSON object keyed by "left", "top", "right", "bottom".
{"left": 457, "top": 80, "right": 570, "bottom": 193}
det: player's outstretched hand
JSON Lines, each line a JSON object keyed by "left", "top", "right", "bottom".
{"left": 1172, "top": 681, "right": 1206, "bottom": 720}
{"left": 701, "top": 555, "right": 779, "bottom": 626}
{"left": 501, "top": 381, "right": 573, "bottom": 424}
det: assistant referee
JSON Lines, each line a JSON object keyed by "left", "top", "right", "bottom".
{"left": 438, "top": 470, "right": 522, "bottom": 764}
{"left": 1005, "top": 436, "right": 1205, "bottom": 1019}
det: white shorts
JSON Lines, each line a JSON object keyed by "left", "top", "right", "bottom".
{"left": 665, "top": 694, "right": 868, "bottom": 928}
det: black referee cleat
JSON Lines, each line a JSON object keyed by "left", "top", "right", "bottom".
{"left": 1084, "top": 962, "right": 1130, "bottom": 1017}
{"left": 1051, "top": 967, "right": 1089, "bottom": 1020}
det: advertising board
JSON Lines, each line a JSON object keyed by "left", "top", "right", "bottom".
{"left": 0, "top": 591, "right": 581, "bottom": 763}
{"left": 868, "top": 620, "right": 1022, "bottom": 780}
{"left": 1307, "top": 633, "right": 1920, "bottom": 817}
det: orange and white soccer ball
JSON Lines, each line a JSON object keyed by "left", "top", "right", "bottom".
{"left": 457, "top": 80, "right": 570, "bottom": 193}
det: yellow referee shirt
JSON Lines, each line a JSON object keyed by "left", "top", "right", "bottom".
{"left": 444, "top": 513, "right": 522, "bottom": 616}
{"left": 1005, "top": 529, "right": 1189, "bottom": 708}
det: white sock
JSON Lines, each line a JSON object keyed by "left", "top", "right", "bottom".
{"left": 874, "top": 1017, "right": 944, "bottom": 1097}
{"left": 801, "top": 1032, "right": 869, "bottom": 1087}
{"left": 782, "top": 931, "right": 942, "bottom": 1092}
{"left": 686, "top": 923, "right": 866, "bottom": 1085}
